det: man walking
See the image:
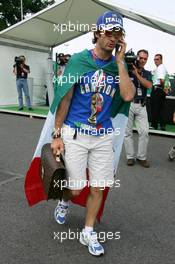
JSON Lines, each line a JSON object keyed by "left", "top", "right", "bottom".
{"left": 51, "top": 11, "right": 135, "bottom": 256}
{"left": 124, "top": 50, "right": 152, "bottom": 167}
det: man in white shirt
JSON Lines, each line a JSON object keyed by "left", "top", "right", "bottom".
{"left": 150, "top": 54, "right": 167, "bottom": 130}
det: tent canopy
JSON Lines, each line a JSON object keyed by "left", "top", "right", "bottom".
{"left": 0, "top": 0, "right": 175, "bottom": 49}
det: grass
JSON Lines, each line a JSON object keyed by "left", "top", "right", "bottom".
{"left": 0, "top": 105, "right": 49, "bottom": 116}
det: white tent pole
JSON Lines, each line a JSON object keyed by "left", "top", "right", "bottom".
{"left": 20, "top": 0, "right": 24, "bottom": 20}
{"left": 46, "top": 48, "right": 54, "bottom": 106}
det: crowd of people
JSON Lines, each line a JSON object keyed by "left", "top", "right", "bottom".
{"left": 53, "top": 49, "right": 173, "bottom": 169}
{"left": 124, "top": 51, "right": 173, "bottom": 168}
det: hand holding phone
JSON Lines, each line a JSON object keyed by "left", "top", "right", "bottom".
{"left": 115, "top": 43, "right": 121, "bottom": 52}
{"left": 115, "top": 38, "right": 125, "bottom": 53}
{"left": 115, "top": 38, "right": 127, "bottom": 64}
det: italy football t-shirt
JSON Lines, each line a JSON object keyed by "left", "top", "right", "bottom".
{"left": 64, "top": 50, "right": 120, "bottom": 135}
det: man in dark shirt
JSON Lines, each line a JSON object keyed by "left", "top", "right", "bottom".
{"left": 13, "top": 55, "right": 32, "bottom": 110}
{"left": 124, "top": 49, "right": 152, "bottom": 167}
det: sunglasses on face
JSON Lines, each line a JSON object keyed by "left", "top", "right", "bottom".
{"left": 154, "top": 58, "right": 160, "bottom": 61}
{"left": 101, "top": 30, "right": 123, "bottom": 39}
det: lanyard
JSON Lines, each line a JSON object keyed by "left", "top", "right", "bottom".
{"left": 137, "top": 70, "right": 144, "bottom": 88}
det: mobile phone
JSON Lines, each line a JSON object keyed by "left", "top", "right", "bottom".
{"left": 115, "top": 37, "right": 124, "bottom": 52}
{"left": 115, "top": 44, "right": 121, "bottom": 52}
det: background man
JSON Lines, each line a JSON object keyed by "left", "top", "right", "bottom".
{"left": 13, "top": 55, "right": 32, "bottom": 110}
{"left": 150, "top": 54, "right": 168, "bottom": 130}
{"left": 51, "top": 11, "right": 135, "bottom": 256}
{"left": 56, "top": 53, "right": 71, "bottom": 76}
{"left": 124, "top": 49, "right": 152, "bottom": 168}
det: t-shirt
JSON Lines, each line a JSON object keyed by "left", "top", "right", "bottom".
{"left": 129, "top": 69, "right": 152, "bottom": 100}
{"left": 64, "top": 50, "right": 119, "bottom": 136}
{"left": 13, "top": 64, "right": 30, "bottom": 79}
{"left": 152, "top": 64, "right": 167, "bottom": 86}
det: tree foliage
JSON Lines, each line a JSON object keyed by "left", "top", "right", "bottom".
{"left": 0, "top": 0, "right": 55, "bottom": 31}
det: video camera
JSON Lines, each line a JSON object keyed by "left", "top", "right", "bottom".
{"left": 64, "top": 54, "right": 71, "bottom": 63}
{"left": 124, "top": 49, "right": 139, "bottom": 72}
{"left": 14, "top": 56, "right": 24, "bottom": 67}
{"left": 56, "top": 53, "right": 71, "bottom": 66}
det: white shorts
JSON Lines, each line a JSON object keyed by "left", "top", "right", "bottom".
{"left": 62, "top": 125, "right": 115, "bottom": 190}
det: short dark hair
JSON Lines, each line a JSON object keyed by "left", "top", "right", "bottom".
{"left": 92, "top": 31, "right": 101, "bottom": 44}
{"left": 155, "top": 54, "right": 163, "bottom": 60}
{"left": 137, "top": 49, "right": 149, "bottom": 56}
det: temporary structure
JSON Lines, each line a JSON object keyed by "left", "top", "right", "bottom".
{"left": 0, "top": 0, "right": 174, "bottom": 105}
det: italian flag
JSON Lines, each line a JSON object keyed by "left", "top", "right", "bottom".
{"left": 24, "top": 49, "right": 130, "bottom": 222}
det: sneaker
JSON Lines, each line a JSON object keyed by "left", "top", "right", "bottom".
{"left": 127, "top": 159, "right": 135, "bottom": 166}
{"left": 168, "top": 146, "right": 175, "bottom": 161}
{"left": 137, "top": 158, "right": 150, "bottom": 168}
{"left": 28, "top": 107, "right": 33, "bottom": 111}
{"left": 79, "top": 229, "right": 104, "bottom": 256}
{"left": 54, "top": 200, "right": 69, "bottom": 224}
{"left": 18, "top": 107, "right": 23, "bottom": 111}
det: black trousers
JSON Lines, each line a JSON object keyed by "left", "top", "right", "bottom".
{"left": 150, "top": 88, "right": 166, "bottom": 129}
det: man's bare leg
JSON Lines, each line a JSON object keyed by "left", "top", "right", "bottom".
{"left": 85, "top": 187, "right": 103, "bottom": 227}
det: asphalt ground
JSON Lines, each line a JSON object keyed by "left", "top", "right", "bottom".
{"left": 0, "top": 113, "right": 175, "bottom": 264}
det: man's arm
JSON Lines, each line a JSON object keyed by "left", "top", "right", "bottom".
{"left": 116, "top": 40, "right": 135, "bottom": 101}
{"left": 13, "top": 66, "right": 17, "bottom": 76}
{"left": 173, "top": 112, "right": 175, "bottom": 124}
{"left": 159, "top": 79, "right": 165, "bottom": 86}
{"left": 21, "top": 65, "right": 30, "bottom": 74}
{"left": 51, "top": 86, "right": 74, "bottom": 155}
{"left": 132, "top": 66, "right": 152, "bottom": 89}
{"left": 157, "top": 65, "right": 166, "bottom": 86}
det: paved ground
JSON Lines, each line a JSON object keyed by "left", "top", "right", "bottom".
{"left": 0, "top": 113, "right": 175, "bottom": 264}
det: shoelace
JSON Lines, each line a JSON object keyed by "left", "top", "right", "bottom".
{"left": 90, "top": 234, "right": 99, "bottom": 245}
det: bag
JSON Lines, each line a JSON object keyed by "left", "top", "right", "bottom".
{"left": 41, "top": 143, "right": 66, "bottom": 200}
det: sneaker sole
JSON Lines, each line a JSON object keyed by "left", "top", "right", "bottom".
{"left": 168, "top": 155, "right": 175, "bottom": 161}
{"left": 79, "top": 236, "right": 104, "bottom": 256}
{"left": 88, "top": 246, "right": 104, "bottom": 256}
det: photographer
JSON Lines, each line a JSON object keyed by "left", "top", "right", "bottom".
{"left": 13, "top": 55, "right": 32, "bottom": 110}
{"left": 56, "top": 53, "right": 71, "bottom": 77}
{"left": 124, "top": 49, "right": 152, "bottom": 167}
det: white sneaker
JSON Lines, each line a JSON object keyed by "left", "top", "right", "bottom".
{"left": 79, "top": 229, "right": 104, "bottom": 256}
{"left": 168, "top": 146, "right": 175, "bottom": 161}
{"left": 54, "top": 200, "right": 69, "bottom": 224}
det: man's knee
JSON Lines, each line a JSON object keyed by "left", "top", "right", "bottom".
{"left": 138, "top": 127, "right": 149, "bottom": 137}
{"left": 90, "top": 187, "right": 103, "bottom": 197}
{"left": 125, "top": 129, "right": 133, "bottom": 138}
{"left": 70, "top": 189, "right": 82, "bottom": 197}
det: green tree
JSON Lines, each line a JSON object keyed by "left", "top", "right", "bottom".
{"left": 0, "top": 0, "right": 55, "bottom": 31}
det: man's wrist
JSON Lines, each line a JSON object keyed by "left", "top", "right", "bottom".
{"left": 117, "top": 60, "right": 125, "bottom": 65}
{"left": 135, "top": 72, "right": 140, "bottom": 78}
{"left": 51, "top": 128, "right": 62, "bottom": 139}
